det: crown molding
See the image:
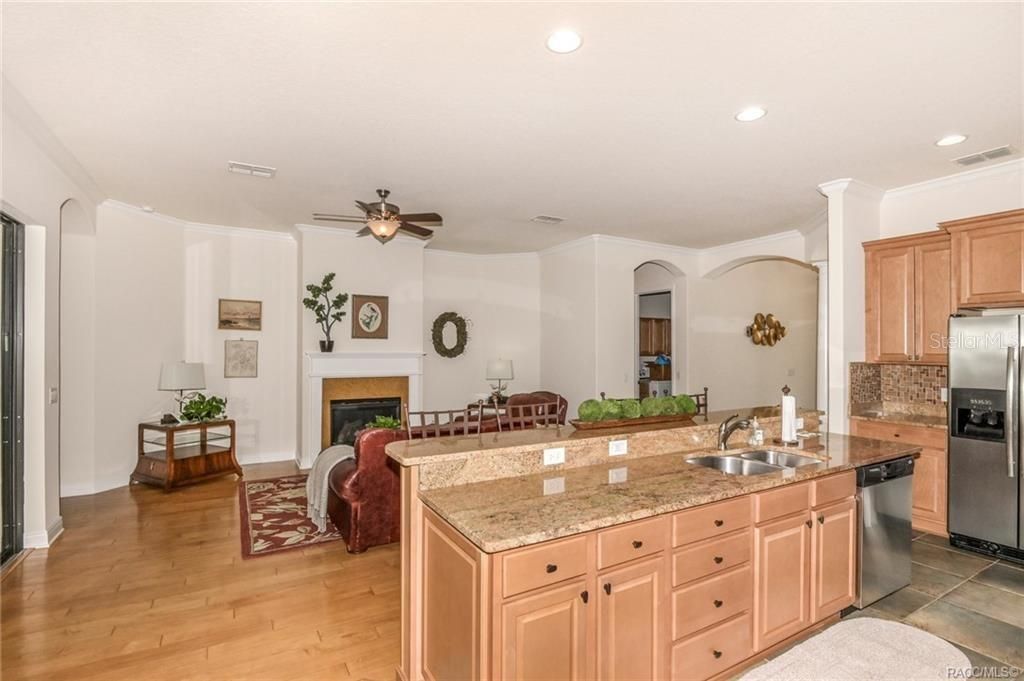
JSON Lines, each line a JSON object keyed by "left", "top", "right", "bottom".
{"left": 884, "top": 158, "right": 1023, "bottom": 199}
{"left": 101, "top": 200, "right": 295, "bottom": 241}
{"left": 698, "top": 229, "right": 804, "bottom": 256}
{"left": 538, "top": 234, "right": 600, "bottom": 256}
{"left": 592, "top": 234, "right": 701, "bottom": 257}
{"left": 817, "top": 178, "right": 884, "bottom": 200}
{"left": 425, "top": 248, "right": 539, "bottom": 261}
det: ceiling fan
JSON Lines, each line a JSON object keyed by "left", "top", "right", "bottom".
{"left": 312, "top": 189, "right": 443, "bottom": 244}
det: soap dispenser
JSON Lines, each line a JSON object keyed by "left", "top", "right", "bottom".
{"left": 748, "top": 417, "right": 764, "bottom": 446}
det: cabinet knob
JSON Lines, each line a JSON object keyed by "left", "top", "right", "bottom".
{"left": 713, "top": 650, "right": 723, "bottom": 659}
{"left": 603, "top": 582, "right": 612, "bottom": 595}
{"left": 632, "top": 540, "right": 643, "bottom": 549}
{"left": 546, "top": 564, "right": 558, "bottom": 574}
{"left": 713, "top": 556, "right": 724, "bottom": 564}
{"left": 713, "top": 599, "right": 723, "bottom": 608}
{"left": 805, "top": 519, "right": 813, "bottom": 528}
{"left": 818, "top": 515, "right": 825, "bottom": 524}
{"left": 580, "top": 590, "right": 589, "bottom": 604}
{"left": 714, "top": 519, "right": 724, "bottom": 527}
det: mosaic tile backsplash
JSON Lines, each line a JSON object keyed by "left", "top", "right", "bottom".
{"left": 850, "top": 362, "right": 948, "bottom": 406}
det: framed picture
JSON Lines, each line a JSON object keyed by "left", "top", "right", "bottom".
{"left": 224, "top": 339, "right": 258, "bottom": 378}
{"left": 352, "top": 295, "right": 389, "bottom": 339}
{"left": 218, "top": 299, "right": 262, "bottom": 331}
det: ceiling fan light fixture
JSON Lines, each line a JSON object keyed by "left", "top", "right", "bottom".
{"left": 368, "top": 218, "right": 401, "bottom": 243}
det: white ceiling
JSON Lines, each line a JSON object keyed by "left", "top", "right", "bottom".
{"left": 2, "top": 2, "right": 1021, "bottom": 252}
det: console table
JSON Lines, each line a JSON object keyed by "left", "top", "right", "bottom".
{"left": 132, "top": 419, "right": 241, "bottom": 491}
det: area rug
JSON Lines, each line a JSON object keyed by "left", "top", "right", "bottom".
{"left": 739, "top": 617, "right": 971, "bottom": 681}
{"left": 238, "top": 475, "right": 343, "bottom": 558}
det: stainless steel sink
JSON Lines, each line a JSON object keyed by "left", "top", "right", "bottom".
{"left": 685, "top": 455, "right": 783, "bottom": 476}
{"left": 738, "top": 450, "right": 824, "bottom": 468}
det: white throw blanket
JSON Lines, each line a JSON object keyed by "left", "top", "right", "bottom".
{"left": 306, "top": 444, "right": 355, "bottom": 533}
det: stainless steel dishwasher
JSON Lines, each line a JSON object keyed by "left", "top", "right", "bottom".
{"left": 855, "top": 455, "right": 915, "bottom": 609}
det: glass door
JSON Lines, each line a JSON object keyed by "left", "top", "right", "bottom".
{"left": 1, "top": 214, "right": 25, "bottom": 565}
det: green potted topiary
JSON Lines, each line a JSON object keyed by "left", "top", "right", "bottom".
{"left": 180, "top": 393, "right": 227, "bottom": 422}
{"left": 303, "top": 273, "right": 349, "bottom": 352}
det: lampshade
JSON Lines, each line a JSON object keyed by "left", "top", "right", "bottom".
{"left": 159, "top": 361, "right": 206, "bottom": 391}
{"left": 368, "top": 218, "right": 400, "bottom": 243}
{"left": 485, "top": 358, "right": 514, "bottom": 381}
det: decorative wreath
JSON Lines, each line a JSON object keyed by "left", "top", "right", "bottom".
{"left": 432, "top": 312, "right": 469, "bottom": 358}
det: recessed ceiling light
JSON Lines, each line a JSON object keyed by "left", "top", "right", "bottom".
{"left": 936, "top": 134, "right": 968, "bottom": 147}
{"left": 547, "top": 29, "right": 582, "bottom": 54}
{"left": 735, "top": 107, "right": 767, "bottom": 122}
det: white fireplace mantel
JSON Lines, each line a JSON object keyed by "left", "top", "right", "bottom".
{"left": 300, "top": 351, "right": 424, "bottom": 468}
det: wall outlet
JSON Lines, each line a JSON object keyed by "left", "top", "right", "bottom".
{"left": 48, "top": 387, "right": 59, "bottom": 405}
{"left": 608, "top": 467, "right": 628, "bottom": 484}
{"left": 941, "top": 387, "right": 948, "bottom": 402}
{"left": 543, "top": 477, "right": 565, "bottom": 496}
{"left": 543, "top": 447, "right": 566, "bottom": 466}
{"left": 609, "top": 439, "right": 628, "bottom": 456}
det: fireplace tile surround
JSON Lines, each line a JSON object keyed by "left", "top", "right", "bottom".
{"left": 301, "top": 352, "right": 423, "bottom": 468}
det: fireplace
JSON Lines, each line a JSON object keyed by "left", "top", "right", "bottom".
{"left": 330, "top": 397, "right": 402, "bottom": 446}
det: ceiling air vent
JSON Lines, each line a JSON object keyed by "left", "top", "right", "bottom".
{"left": 952, "top": 145, "right": 1015, "bottom": 167}
{"left": 531, "top": 215, "right": 565, "bottom": 225}
{"left": 227, "top": 161, "right": 277, "bottom": 178}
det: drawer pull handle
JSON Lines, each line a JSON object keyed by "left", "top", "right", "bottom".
{"left": 894, "top": 433, "right": 900, "bottom": 438}
{"left": 713, "top": 599, "right": 723, "bottom": 608}
{"left": 818, "top": 515, "right": 825, "bottom": 524}
{"left": 713, "top": 556, "right": 724, "bottom": 564}
{"left": 546, "top": 564, "right": 558, "bottom": 574}
{"left": 805, "top": 519, "right": 813, "bottom": 528}
{"left": 632, "top": 540, "right": 643, "bottom": 549}
{"left": 603, "top": 582, "right": 612, "bottom": 595}
{"left": 714, "top": 519, "right": 724, "bottom": 527}
{"left": 713, "top": 650, "right": 723, "bottom": 659}
{"left": 580, "top": 590, "right": 589, "bottom": 604}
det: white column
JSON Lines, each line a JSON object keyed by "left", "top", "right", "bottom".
{"left": 817, "top": 179, "right": 883, "bottom": 434}
{"left": 813, "top": 260, "right": 828, "bottom": 418}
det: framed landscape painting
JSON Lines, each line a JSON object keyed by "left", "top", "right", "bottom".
{"left": 224, "top": 339, "right": 258, "bottom": 378}
{"left": 218, "top": 299, "right": 262, "bottom": 331}
{"left": 352, "top": 295, "right": 389, "bottom": 339}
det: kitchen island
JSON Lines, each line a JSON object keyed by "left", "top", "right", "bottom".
{"left": 387, "top": 408, "right": 920, "bottom": 681}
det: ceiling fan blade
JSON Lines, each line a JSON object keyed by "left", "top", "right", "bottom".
{"left": 313, "top": 213, "right": 365, "bottom": 223}
{"left": 356, "top": 226, "right": 372, "bottom": 237}
{"left": 354, "top": 200, "right": 377, "bottom": 216}
{"left": 399, "top": 222, "right": 434, "bottom": 239}
{"left": 397, "top": 212, "right": 443, "bottom": 226}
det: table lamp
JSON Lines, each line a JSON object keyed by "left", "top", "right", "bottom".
{"left": 486, "top": 358, "right": 514, "bottom": 404}
{"left": 158, "top": 361, "right": 206, "bottom": 423}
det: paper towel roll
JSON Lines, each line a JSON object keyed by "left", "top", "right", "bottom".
{"left": 781, "top": 394, "right": 798, "bottom": 443}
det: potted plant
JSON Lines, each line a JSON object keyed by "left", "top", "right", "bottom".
{"left": 302, "top": 272, "right": 349, "bottom": 352}
{"left": 180, "top": 393, "right": 227, "bottom": 422}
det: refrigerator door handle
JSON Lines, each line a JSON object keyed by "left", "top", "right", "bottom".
{"left": 1009, "top": 346, "right": 1017, "bottom": 479}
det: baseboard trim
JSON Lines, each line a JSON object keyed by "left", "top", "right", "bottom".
{"left": 24, "top": 516, "right": 64, "bottom": 549}
{"left": 1, "top": 549, "right": 32, "bottom": 580}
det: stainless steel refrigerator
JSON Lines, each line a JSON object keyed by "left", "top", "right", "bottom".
{"left": 948, "top": 311, "right": 1024, "bottom": 562}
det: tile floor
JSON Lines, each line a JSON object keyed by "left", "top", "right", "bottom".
{"left": 843, "top": 531, "right": 1024, "bottom": 675}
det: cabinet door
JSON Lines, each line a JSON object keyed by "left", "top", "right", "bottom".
{"left": 639, "top": 318, "right": 655, "bottom": 356}
{"left": 810, "top": 498, "right": 857, "bottom": 621}
{"left": 953, "top": 221, "right": 1024, "bottom": 307}
{"left": 912, "top": 447, "right": 948, "bottom": 535}
{"left": 753, "top": 513, "right": 811, "bottom": 651}
{"left": 915, "top": 240, "right": 953, "bottom": 363}
{"left": 656, "top": 319, "right": 672, "bottom": 356}
{"left": 866, "top": 245, "right": 915, "bottom": 362}
{"left": 597, "top": 557, "right": 665, "bottom": 681}
{"left": 501, "top": 579, "right": 591, "bottom": 681}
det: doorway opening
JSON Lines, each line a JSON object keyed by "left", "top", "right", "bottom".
{"left": 634, "top": 261, "right": 686, "bottom": 399}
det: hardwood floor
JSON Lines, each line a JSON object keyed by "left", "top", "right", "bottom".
{"left": 1, "top": 462, "right": 401, "bottom": 681}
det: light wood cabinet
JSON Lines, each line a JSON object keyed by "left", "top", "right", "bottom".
{"left": 597, "top": 557, "right": 665, "bottom": 681}
{"left": 945, "top": 209, "right": 1024, "bottom": 309}
{"left": 810, "top": 498, "right": 857, "bottom": 622}
{"left": 639, "top": 317, "right": 671, "bottom": 356}
{"left": 753, "top": 511, "right": 812, "bottom": 650}
{"left": 849, "top": 419, "right": 948, "bottom": 536}
{"left": 501, "top": 579, "right": 591, "bottom": 681}
{"left": 864, "top": 233, "right": 952, "bottom": 364}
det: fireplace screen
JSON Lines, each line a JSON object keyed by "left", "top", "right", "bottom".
{"left": 330, "top": 397, "right": 402, "bottom": 446}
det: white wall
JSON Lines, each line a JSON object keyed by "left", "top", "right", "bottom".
{"left": 184, "top": 226, "right": 298, "bottom": 464}
{"left": 689, "top": 260, "right": 819, "bottom": 411}
{"left": 422, "top": 251, "right": 541, "bottom": 408}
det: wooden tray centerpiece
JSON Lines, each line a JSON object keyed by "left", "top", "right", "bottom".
{"left": 570, "top": 392, "right": 698, "bottom": 431}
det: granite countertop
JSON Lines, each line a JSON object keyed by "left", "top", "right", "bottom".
{"left": 419, "top": 433, "right": 919, "bottom": 553}
{"left": 387, "top": 405, "right": 821, "bottom": 466}
{"left": 849, "top": 406, "right": 947, "bottom": 431}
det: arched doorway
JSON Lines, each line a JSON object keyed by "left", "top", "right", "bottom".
{"left": 633, "top": 260, "right": 687, "bottom": 398}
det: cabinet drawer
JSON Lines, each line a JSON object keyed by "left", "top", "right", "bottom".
{"left": 673, "top": 497, "right": 751, "bottom": 547}
{"left": 597, "top": 516, "right": 668, "bottom": 570}
{"left": 672, "top": 566, "right": 752, "bottom": 640}
{"left": 850, "top": 418, "right": 946, "bottom": 450}
{"left": 812, "top": 471, "right": 855, "bottom": 509}
{"left": 671, "top": 613, "right": 752, "bottom": 681}
{"left": 501, "top": 536, "right": 589, "bottom": 598}
{"left": 753, "top": 483, "right": 810, "bottom": 524}
{"left": 672, "top": 530, "right": 751, "bottom": 586}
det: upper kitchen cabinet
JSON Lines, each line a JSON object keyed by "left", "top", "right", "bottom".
{"left": 864, "top": 232, "right": 952, "bottom": 364}
{"left": 944, "top": 209, "right": 1024, "bottom": 309}
{"left": 639, "top": 317, "right": 671, "bottom": 356}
